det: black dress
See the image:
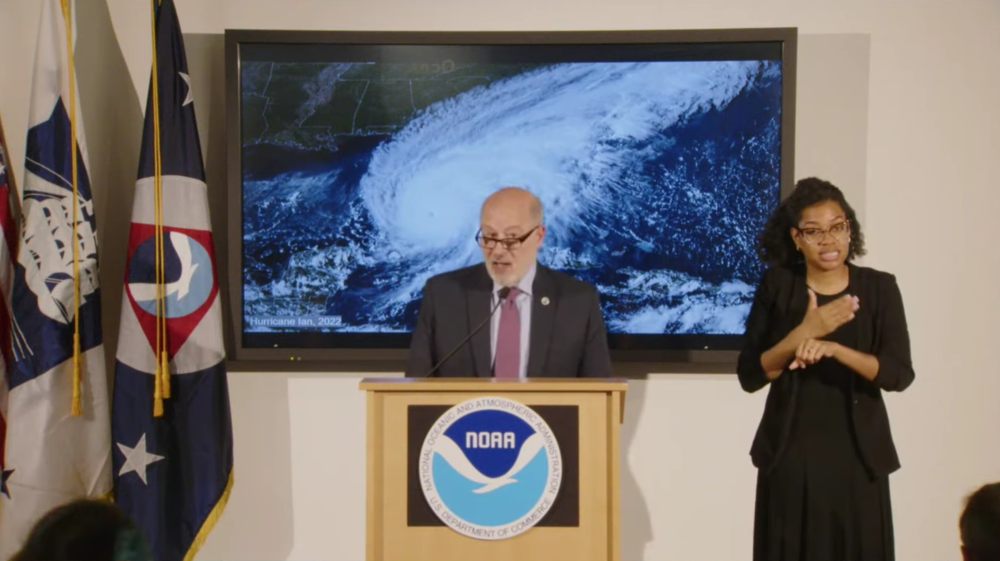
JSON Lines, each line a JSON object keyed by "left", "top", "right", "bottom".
{"left": 753, "top": 289, "right": 895, "bottom": 561}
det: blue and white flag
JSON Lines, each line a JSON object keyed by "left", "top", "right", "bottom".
{"left": 113, "top": 1, "right": 234, "bottom": 559}
{"left": 0, "top": 1, "right": 112, "bottom": 558}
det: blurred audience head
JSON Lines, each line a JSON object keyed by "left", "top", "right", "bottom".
{"left": 961, "top": 482, "right": 1000, "bottom": 561}
{"left": 10, "top": 499, "right": 152, "bottom": 561}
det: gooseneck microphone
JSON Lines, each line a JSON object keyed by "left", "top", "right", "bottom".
{"left": 425, "top": 287, "right": 511, "bottom": 377}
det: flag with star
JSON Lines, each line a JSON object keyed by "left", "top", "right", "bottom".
{"left": 112, "top": 1, "right": 233, "bottom": 560}
{"left": 0, "top": 1, "right": 113, "bottom": 559}
{"left": 0, "top": 111, "right": 18, "bottom": 513}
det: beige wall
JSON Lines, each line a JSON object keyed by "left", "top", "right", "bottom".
{"left": 1, "top": 1, "right": 999, "bottom": 560}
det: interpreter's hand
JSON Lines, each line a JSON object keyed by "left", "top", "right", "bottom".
{"left": 789, "top": 338, "right": 840, "bottom": 370}
{"left": 800, "top": 289, "right": 858, "bottom": 339}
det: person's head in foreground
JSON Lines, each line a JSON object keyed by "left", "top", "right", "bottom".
{"left": 10, "top": 499, "right": 153, "bottom": 561}
{"left": 961, "top": 482, "right": 1000, "bottom": 561}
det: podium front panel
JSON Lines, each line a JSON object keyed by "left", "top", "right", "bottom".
{"left": 366, "top": 389, "right": 618, "bottom": 561}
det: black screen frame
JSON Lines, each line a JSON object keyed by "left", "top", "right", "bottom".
{"left": 224, "top": 28, "right": 797, "bottom": 368}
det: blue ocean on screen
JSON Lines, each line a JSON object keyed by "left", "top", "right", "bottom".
{"left": 240, "top": 60, "right": 782, "bottom": 335}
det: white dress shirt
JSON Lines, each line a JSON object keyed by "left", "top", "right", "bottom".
{"left": 490, "top": 263, "right": 536, "bottom": 379}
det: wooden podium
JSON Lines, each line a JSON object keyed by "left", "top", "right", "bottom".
{"left": 359, "top": 377, "right": 627, "bottom": 561}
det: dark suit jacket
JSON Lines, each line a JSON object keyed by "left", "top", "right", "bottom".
{"left": 737, "top": 263, "right": 915, "bottom": 477}
{"left": 405, "top": 263, "right": 613, "bottom": 378}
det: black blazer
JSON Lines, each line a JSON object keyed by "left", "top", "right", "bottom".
{"left": 736, "top": 263, "right": 915, "bottom": 477}
{"left": 405, "top": 263, "right": 613, "bottom": 378}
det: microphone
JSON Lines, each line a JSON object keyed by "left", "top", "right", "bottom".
{"left": 425, "top": 286, "right": 511, "bottom": 378}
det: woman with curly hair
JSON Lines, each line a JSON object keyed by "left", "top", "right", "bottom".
{"left": 738, "top": 177, "right": 915, "bottom": 561}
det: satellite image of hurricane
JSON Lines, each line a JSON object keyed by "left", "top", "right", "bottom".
{"left": 240, "top": 60, "right": 782, "bottom": 335}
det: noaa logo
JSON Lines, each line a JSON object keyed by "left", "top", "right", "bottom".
{"left": 127, "top": 230, "right": 214, "bottom": 318}
{"left": 419, "top": 397, "right": 561, "bottom": 540}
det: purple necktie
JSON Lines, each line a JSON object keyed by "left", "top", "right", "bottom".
{"left": 494, "top": 288, "right": 521, "bottom": 378}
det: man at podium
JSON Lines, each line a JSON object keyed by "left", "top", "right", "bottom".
{"left": 406, "top": 187, "right": 612, "bottom": 378}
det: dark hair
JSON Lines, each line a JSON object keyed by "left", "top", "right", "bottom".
{"left": 10, "top": 499, "right": 150, "bottom": 561}
{"left": 758, "top": 177, "right": 866, "bottom": 267}
{"left": 961, "top": 482, "right": 1000, "bottom": 561}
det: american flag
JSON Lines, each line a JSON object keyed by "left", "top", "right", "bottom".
{"left": 0, "top": 111, "right": 17, "bottom": 510}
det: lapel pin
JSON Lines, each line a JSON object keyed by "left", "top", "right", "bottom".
{"left": 541, "top": 296, "right": 550, "bottom": 306}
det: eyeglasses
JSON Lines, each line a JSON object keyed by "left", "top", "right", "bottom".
{"left": 795, "top": 220, "right": 851, "bottom": 245}
{"left": 476, "top": 225, "right": 540, "bottom": 251}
